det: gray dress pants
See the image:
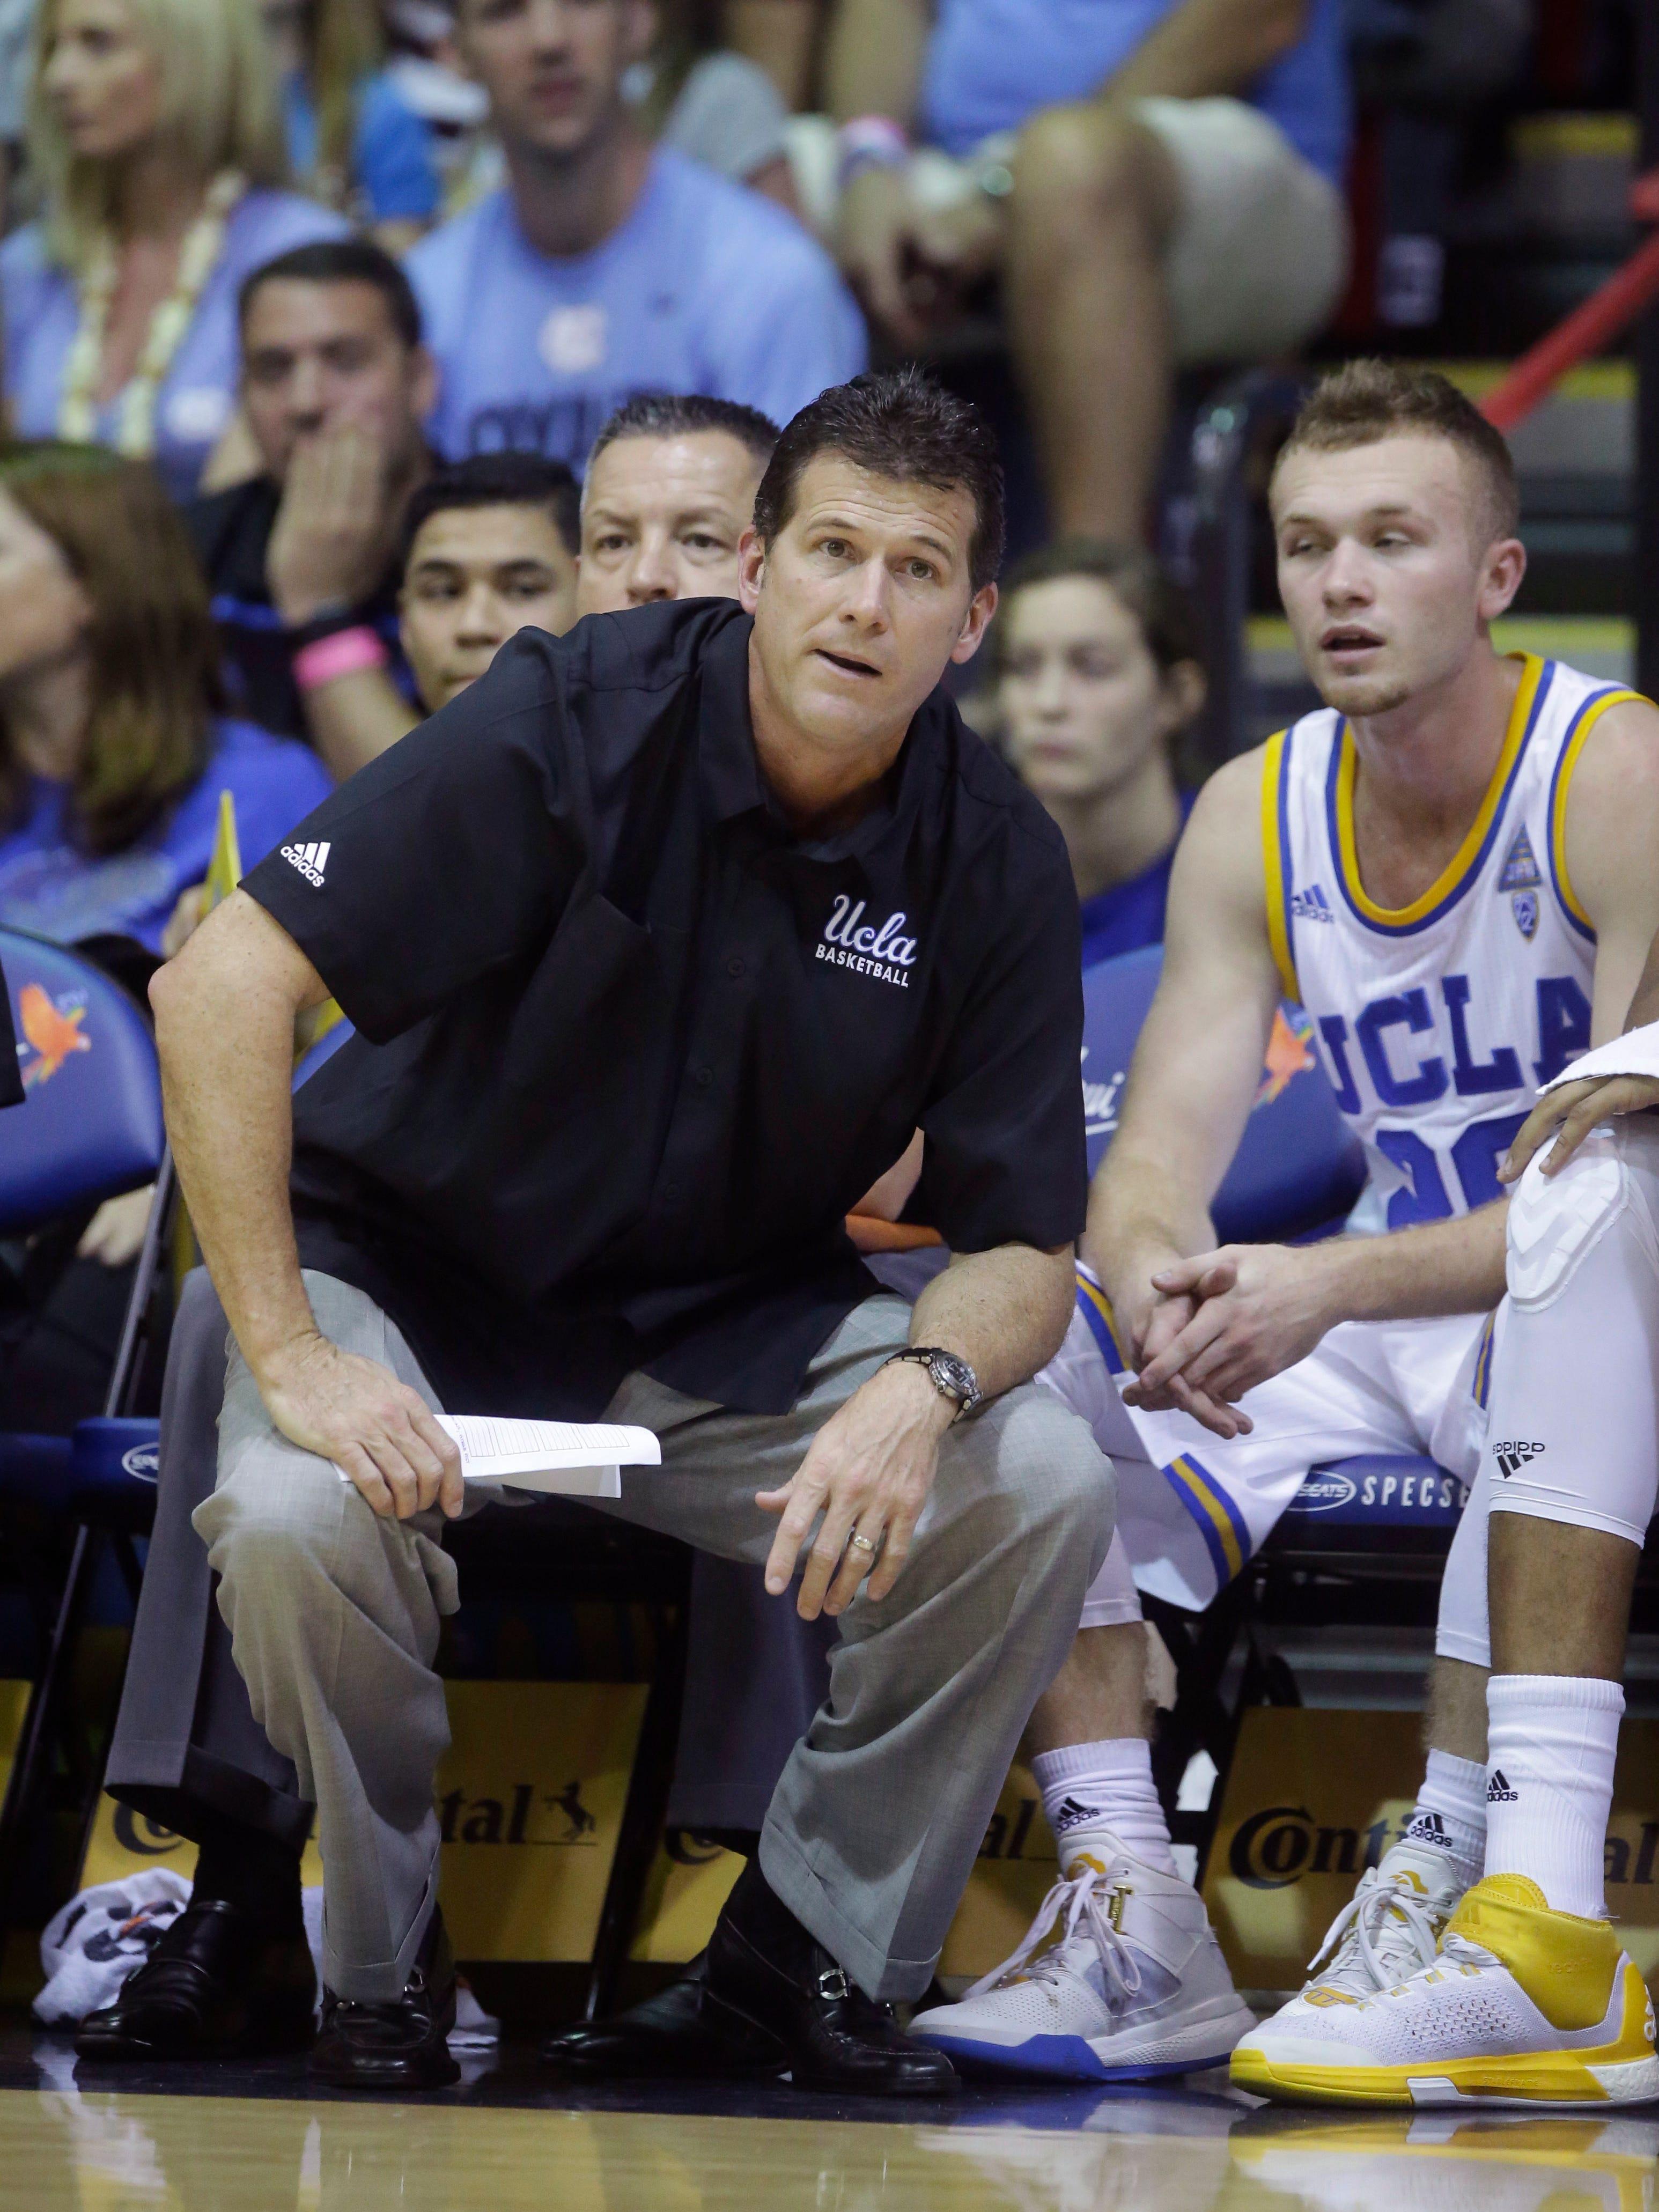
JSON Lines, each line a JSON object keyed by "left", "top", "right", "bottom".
{"left": 107, "top": 1273, "right": 838, "bottom": 1846}
{"left": 183, "top": 1272, "right": 1112, "bottom": 2004}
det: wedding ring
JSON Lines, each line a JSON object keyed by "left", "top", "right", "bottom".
{"left": 847, "top": 1531, "right": 878, "bottom": 1554}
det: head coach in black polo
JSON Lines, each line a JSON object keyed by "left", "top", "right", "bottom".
{"left": 128, "top": 371, "right": 1114, "bottom": 2096}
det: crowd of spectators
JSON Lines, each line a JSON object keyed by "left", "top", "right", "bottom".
{"left": 0, "top": 0, "right": 1356, "bottom": 1435}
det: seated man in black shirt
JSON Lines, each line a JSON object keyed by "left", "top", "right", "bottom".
{"left": 187, "top": 241, "right": 438, "bottom": 781}
{"left": 395, "top": 454, "right": 581, "bottom": 710}
{"left": 84, "top": 373, "right": 1112, "bottom": 2097}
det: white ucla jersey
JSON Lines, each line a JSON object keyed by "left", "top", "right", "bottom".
{"left": 1263, "top": 654, "right": 1639, "bottom": 1235}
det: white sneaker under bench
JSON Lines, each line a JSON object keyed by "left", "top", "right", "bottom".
{"left": 910, "top": 1836, "right": 1254, "bottom": 2083}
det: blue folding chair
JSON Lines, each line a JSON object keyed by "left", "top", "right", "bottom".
{"left": 0, "top": 928, "right": 174, "bottom": 1906}
{"left": 1082, "top": 943, "right": 1366, "bottom": 1242}
{"left": 1080, "top": 947, "right": 1462, "bottom": 1860}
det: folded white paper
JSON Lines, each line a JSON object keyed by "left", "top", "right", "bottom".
{"left": 334, "top": 1415, "right": 661, "bottom": 1498}
{"left": 1540, "top": 1016, "right": 1659, "bottom": 1094}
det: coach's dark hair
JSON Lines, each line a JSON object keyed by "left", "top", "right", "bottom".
{"left": 399, "top": 452, "right": 581, "bottom": 569}
{"left": 996, "top": 538, "right": 1199, "bottom": 676}
{"left": 1274, "top": 359, "right": 1520, "bottom": 543}
{"left": 238, "top": 238, "right": 423, "bottom": 351}
{"left": 588, "top": 390, "right": 780, "bottom": 471}
{"left": 753, "top": 371, "right": 1005, "bottom": 591}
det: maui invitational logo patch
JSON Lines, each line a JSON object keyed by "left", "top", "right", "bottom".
{"left": 1499, "top": 826, "right": 1542, "bottom": 939}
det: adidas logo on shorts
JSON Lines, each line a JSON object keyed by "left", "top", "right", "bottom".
{"left": 1492, "top": 1440, "right": 1545, "bottom": 1479}
{"left": 282, "top": 840, "right": 330, "bottom": 887}
{"left": 1051, "top": 1794, "right": 1104, "bottom": 1834}
{"left": 1487, "top": 1769, "right": 1520, "bottom": 1803}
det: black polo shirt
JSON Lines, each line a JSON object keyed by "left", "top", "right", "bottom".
{"left": 186, "top": 476, "right": 411, "bottom": 744}
{"left": 241, "top": 599, "right": 1086, "bottom": 1419}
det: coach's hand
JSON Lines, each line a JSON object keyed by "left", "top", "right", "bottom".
{"left": 1125, "top": 1242, "right": 1338, "bottom": 1414}
{"left": 758, "top": 1359, "right": 956, "bottom": 1620}
{"left": 259, "top": 1332, "right": 463, "bottom": 1522}
{"left": 1500, "top": 1074, "right": 1659, "bottom": 1183}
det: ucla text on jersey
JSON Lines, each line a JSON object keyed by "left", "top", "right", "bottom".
{"left": 1262, "top": 655, "right": 1641, "bottom": 1234}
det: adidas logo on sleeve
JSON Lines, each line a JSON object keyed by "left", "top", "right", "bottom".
{"left": 281, "top": 841, "right": 330, "bottom": 887}
{"left": 1492, "top": 1440, "right": 1544, "bottom": 1479}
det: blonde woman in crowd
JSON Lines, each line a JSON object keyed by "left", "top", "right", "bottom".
{"left": 1, "top": 0, "right": 347, "bottom": 501}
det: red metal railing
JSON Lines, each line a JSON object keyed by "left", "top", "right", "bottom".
{"left": 1483, "top": 168, "right": 1659, "bottom": 432}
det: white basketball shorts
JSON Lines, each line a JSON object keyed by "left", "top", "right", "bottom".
{"left": 1039, "top": 1264, "right": 1491, "bottom": 1620}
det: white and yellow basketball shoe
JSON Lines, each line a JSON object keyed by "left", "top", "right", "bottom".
{"left": 1287, "top": 1836, "right": 1469, "bottom": 2005}
{"left": 1232, "top": 1875, "right": 1659, "bottom": 2108}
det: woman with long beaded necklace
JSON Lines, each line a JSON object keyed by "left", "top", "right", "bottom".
{"left": 1, "top": 0, "right": 348, "bottom": 502}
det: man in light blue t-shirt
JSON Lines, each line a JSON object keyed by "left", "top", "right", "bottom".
{"left": 407, "top": 0, "right": 866, "bottom": 470}
{"left": 822, "top": 0, "right": 1352, "bottom": 542}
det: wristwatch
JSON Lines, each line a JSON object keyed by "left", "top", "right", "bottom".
{"left": 887, "top": 1346, "right": 983, "bottom": 1420}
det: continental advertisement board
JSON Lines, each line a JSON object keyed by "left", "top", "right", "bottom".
{"left": 82, "top": 1681, "right": 646, "bottom": 1963}
{"left": 74, "top": 1689, "right": 1659, "bottom": 1984}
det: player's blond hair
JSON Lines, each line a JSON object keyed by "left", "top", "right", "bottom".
{"left": 1272, "top": 360, "right": 1521, "bottom": 546}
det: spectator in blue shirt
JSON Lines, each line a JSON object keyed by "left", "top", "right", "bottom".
{"left": 0, "top": 444, "right": 330, "bottom": 962}
{"left": 262, "top": 0, "right": 442, "bottom": 250}
{"left": 3, "top": 0, "right": 349, "bottom": 503}
{"left": 997, "top": 539, "right": 1202, "bottom": 968}
{"left": 822, "top": 0, "right": 1351, "bottom": 542}
{"left": 406, "top": 0, "right": 867, "bottom": 472}
{"left": 0, "top": 442, "right": 330, "bottom": 1354}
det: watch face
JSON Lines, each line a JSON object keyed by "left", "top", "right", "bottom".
{"left": 932, "top": 1352, "right": 976, "bottom": 1403}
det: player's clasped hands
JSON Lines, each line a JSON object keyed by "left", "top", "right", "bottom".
{"left": 758, "top": 1358, "right": 956, "bottom": 1621}
{"left": 260, "top": 1334, "right": 464, "bottom": 1522}
{"left": 1123, "top": 1242, "right": 1337, "bottom": 1439}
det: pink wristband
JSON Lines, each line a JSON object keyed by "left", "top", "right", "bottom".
{"left": 292, "top": 625, "right": 388, "bottom": 691}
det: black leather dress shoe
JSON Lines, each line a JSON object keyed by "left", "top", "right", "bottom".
{"left": 702, "top": 1866, "right": 957, "bottom": 2097}
{"left": 541, "top": 1952, "right": 787, "bottom": 2080}
{"left": 309, "top": 1908, "right": 459, "bottom": 2092}
{"left": 75, "top": 1896, "right": 316, "bottom": 2062}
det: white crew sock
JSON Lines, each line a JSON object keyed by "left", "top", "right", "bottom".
{"left": 1397, "top": 1748, "right": 1487, "bottom": 1890}
{"left": 1484, "top": 1673, "right": 1624, "bottom": 1919}
{"left": 1032, "top": 1738, "right": 1178, "bottom": 1879}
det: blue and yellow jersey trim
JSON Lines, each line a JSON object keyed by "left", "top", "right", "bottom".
{"left": 1162, "top": 1453, "right": 1251, "bottom": 1589}
{"left": 1472, "top": 1309, "right": 1497, "bottom": 1412}
{"left": 1547, "top": 684, "right": 1649, "bottom": 943}
{"left": 1326, "top": 655, "right": 1551, "bottom": 937}
{"left": 1261, "top": 727, "right": 1299, "bottom": 1000}
{"left": 1075, "top": 1268, "right": 1127, "bottom": 1374}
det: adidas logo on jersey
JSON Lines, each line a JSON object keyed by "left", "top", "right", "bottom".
{"left": 282, "top": 840, "right": 330, "bottom": 887}
{"left": 1050, "top": 1795, "right": 1104, "bottom": 1834}
{"left": 1404, "top": 1810, "right": 1454, "bottom": 1851}
{"left": 1487, "top": 1769, "right": 1520, "bottom": 1803}
{"left": 1493, "top": 1439, "right": 1545, "bottom": 1479}
{"left": 1290, "top": 882, "right": 1334, "bottom": 923}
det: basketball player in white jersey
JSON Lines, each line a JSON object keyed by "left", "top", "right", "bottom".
{"left": 1233, "top": 935, "right": 1659, "bottom": 2105}
{"left": 912, "top": 361, "right": 1659, "bottom": 2084}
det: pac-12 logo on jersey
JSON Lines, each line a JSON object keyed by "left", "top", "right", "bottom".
{"left": 1499, "top": 825, "right": 1543, "bottom": 940}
